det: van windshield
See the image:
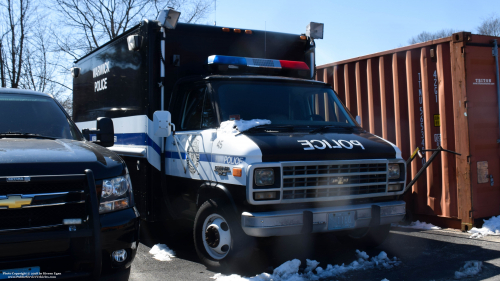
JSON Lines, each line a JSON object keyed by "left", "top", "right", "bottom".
{"left": 212, "top": 81, "right": 355, "bottom": 127}
{"left": 0, "top": 94, "right": 82, "bottom": 140}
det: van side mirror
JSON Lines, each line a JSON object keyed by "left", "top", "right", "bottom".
{"left": 96, "top": 117, "right": 114, "bottom": 147}
{"left": 153, "top": 111, "right": 173, "bottom": 137}
{"left": 355, "top": 115, "right": 362, "bottom": 125}
{"left": 82, "top": 117, "right": 115, "bottom": 147}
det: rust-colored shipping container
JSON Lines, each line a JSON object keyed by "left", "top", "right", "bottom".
{"left": 317, "top": 32, "right": 500, "bottom": 230}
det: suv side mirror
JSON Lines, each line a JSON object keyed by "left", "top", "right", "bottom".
{"left": 153, "top": 111, "right": 173, "bottom": 137}
{"left": 82, "top": 117, "right": 115, "bottom": 147}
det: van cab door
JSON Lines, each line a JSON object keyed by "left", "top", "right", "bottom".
{"left": 165, "top": 84, "right": 217, "bottom": 217}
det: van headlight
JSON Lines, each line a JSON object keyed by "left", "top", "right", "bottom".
{"left": 388, "top": 164, "right": 401, "bottom": 179}
{"left": 99, "top": 171, "right": 133, "bottom": 214}
{"left": 254, "top": 168, "right": 275, "bottom": 186}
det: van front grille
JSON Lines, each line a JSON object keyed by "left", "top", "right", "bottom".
{"left": 283, "top": 185, "right": 387, "bottom": 200}
{"left": 281, "top": 162, "right": 388, "bottom": 201}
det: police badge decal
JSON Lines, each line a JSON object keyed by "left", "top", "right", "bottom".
{"left": 187, "top": 138, "right": 200, "bottom": 174}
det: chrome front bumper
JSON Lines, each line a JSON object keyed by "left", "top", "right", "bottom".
{"left": 241, "top": 200, "right": 405, "bottom": 237}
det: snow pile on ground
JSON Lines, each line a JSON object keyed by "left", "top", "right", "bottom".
{"left": 219, "top": 119, "right": 271, "bottom": 134}
{"left": 468, "top": 215, "right": 500, "bottom": 239}
{"left": 392, "top": 220, "right": 441, "bottom": 230}
{"left": 211, "top": 250, "right": 401, "bottom": 281}
{"left": 149, "top": 244, "right": 176, "bottom": 261}
{"left": 454, "top": 261, "right": 482, "bottom": 279}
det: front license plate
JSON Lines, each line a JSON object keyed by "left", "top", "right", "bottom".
{"left": 0, "top": 267, "right": 40, "bottom": 279}
{"left": 328, "top": 211, "right": 355, "bottom": 230}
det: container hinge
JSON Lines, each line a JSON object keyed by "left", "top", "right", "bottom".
{"left": 467, "top": 156, "right": 471, "bottom": 164}
{"left": 452, "top": 32, "right": 472, "bottom": 43}
{"left": 469, "top": 210, "right": 473, "bottom": 218}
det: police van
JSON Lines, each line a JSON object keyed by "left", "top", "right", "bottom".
{"left": 73, "top": 10, "right": 407, "bottom": 268}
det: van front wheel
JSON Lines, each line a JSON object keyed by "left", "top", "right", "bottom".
{"left": 193, "top": 200, "right": 253, "bottom": 269}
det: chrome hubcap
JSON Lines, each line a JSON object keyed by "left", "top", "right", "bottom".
{"left": 202, "top": 214, "right": 231, "bottom": 260}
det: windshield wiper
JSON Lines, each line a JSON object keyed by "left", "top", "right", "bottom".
{"left": 309, "top": 125, "right": 356, "bottom": 134}
{"left": 235, "top": 125, "right": 295, "bottom": 136}
{"left": 0, "top": 132, "right": 58, "bottom": 139}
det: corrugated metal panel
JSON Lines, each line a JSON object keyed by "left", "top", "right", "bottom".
{"left": 317, "top": 32, "right": 500, "bottom": 230}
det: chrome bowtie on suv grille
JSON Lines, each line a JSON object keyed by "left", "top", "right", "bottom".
{"left": 0, "top": 177, "right": 88, "bottom": 231}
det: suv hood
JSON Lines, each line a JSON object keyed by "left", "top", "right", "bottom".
{"left": 0, "top": 138, "right": 124, "bottom": 179}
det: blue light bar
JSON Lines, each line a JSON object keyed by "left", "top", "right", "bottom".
{"left": 207, "top": 55, "right": 247, "bottom": 66}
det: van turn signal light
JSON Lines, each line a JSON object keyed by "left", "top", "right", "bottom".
{"left": 245, "top": 30, "right": 252, "bottom": 34}
{"left": 234, "top": 29, "right": 241, "bottom": 33}
{"left": 233, "top": 168, "right": 242, "bottom": 177}
{"left": 222, "top": 27, "right": 230, "bottom": 32}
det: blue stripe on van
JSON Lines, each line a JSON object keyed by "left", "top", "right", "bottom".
{"left": 109, "top": 133, "right": 230, "bottom": 163}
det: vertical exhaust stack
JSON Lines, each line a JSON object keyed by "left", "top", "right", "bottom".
{"left": 306, "top": 22, "right": 324, "bottom": 79}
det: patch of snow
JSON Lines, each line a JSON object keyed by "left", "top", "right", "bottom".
{"left": 304, "top": 259, "right": 320, "bottom": 274}
{"left": 219, "top": 119, "right": 271, "bottom": 134}
{"left": 211, "top": 250, "right": 401, "bottom": 281}
{"left": 149, "top": 244, "right": 175, "bottom": 261}
{"left": 454, "top": 261, "right": 482, "bottom": 279}
{"left": 468, "top": 215, "right": 500, "bottom": 239}
{"left": 391, "top": 220, "right": 441, "bottom": 230}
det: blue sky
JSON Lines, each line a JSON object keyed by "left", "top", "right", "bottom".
{"left": 207, "top": 0, "right": 500, "bottom": 66}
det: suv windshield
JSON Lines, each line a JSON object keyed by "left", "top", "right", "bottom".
{"left": 212, "top": 80, "right": 355, "bottom": 127}
{"left": 0, "top": 94, "right": 82, "bottom": 140}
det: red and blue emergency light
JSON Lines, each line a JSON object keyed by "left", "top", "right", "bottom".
{"left": 207, "top": 55, "right": 310, "bottom": 71}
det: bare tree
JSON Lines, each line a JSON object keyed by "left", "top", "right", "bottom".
{"left": 477, "top": 14, "right": 500, "bottom": 36}
{"left": 0, "top": 0, "right": 31, "bottom": 88}
{"left": 0, "top": 38, "right": 6, "bottom": 88}
{"left": 408, "top": 29, "right": 457, "bottom": 44}
{"left": 53, "top": 0, "right": 212, "bottom": 58}
{"left": 0, "top": 0, "right": 73, "bottom": 113}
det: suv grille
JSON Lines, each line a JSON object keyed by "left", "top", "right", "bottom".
{"left": 0, "top": 203, "right": 87, "bottom": 231}
{"left": 0, "top": 178, "right": 89, "bottom": 230}
{"left": 281, "top": 163, "right": 387, "bottom": 201}
{"left": 0, "top": 181, "right": 86, "bottom": 195}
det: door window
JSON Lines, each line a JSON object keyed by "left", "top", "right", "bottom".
{"left": 201, "top": 92, "right": 216, "bottom": 129}
{"left": 181, "top": 87, "right": 206, "bottom": 130}
{"left": 180, "top": 85, "right": 217, "bottom": 130}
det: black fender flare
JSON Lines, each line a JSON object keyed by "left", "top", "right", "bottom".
{"left": 196, "top": 182, "right": 239, "bottom": 216}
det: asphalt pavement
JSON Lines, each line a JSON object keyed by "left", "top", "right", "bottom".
{"left": 115, "top": 220, "right": 500, "bottom": 281}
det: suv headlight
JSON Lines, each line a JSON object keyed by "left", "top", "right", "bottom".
{"left": 99, "top": 171, "right": 133, "bottom": 214}
{"left": 388, "top": 164, "right": 401, "bottom": 180}
{"left": 255, "top": 168, "right": 275, "bottom": 186}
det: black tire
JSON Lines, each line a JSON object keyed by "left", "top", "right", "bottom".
{"left": 336, "top": 224, "right": 391, "bottom": 249}
{"left": 193, "top": 199, "right": 254, "bottom": 269}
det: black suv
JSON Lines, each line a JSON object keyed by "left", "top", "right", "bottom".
{"left": 0, "top": 88, "right": 139, "bottom": 279}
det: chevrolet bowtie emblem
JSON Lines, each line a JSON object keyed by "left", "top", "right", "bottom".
{"left": 0, "top": 195, "right": 33, "bottom": 209}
